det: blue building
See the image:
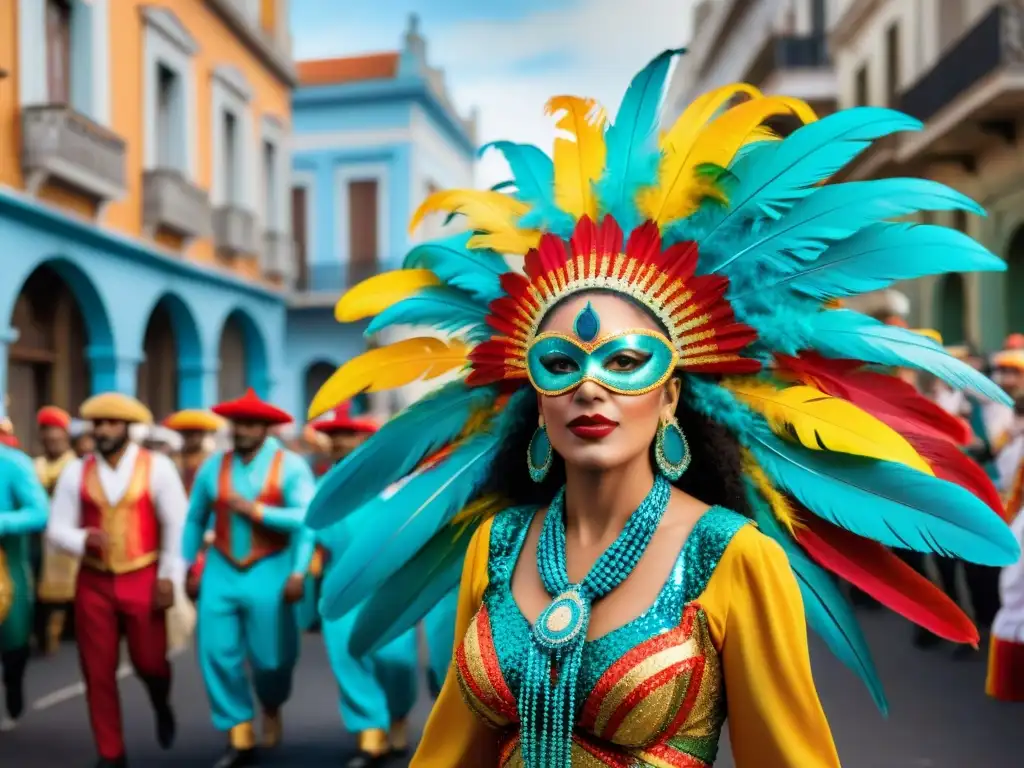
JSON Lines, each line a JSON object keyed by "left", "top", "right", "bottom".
{"left": 0, "top": 1, "right": 297, "bottom": 453}
{"left": 282, "top": 15, "right": 477, "bottom": 421}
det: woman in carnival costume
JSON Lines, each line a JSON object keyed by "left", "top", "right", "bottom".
{"left": 304, "top": 50, "right": 1020, "bottom": 767}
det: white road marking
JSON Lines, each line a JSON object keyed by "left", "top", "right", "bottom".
{"left": 30, "top": 647, "right": 187, "bottom": 713}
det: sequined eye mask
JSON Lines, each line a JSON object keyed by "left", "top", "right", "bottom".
{"left": 526, "top": 303, "right": 678, "bottom": 396}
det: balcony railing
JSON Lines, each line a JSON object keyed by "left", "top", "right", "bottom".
{"left": 143, "top": 169, "right": 211, "bottom": 239}
{"left": 262, "top": 230, "right": 294, "bottom": 283}
{"left": 899, "top": 2, "right": 1024, "bottom": 123}
{"left": 21, "top": 105, "right": 127, "bottom": 201}
{"left": 744, "top": 34, "right": 829, "bottom": 86}
{"left": 213, "top": 206, "right": 257, "bottom": 256}
{"left": 294, "top": 259, "right": 400, "bottom": 293}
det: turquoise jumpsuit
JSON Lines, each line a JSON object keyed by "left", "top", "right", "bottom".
{"left": 182, "top": 437, "right": 316, "bottom": 731}
{"left": 0, "top": 446, "right": 49, "bottom": 714}
{"left": 422, "top": 588, "right": 459, "bottom": 697}
{"left": 319, "top": 504, "right": 418, "bottom": 736}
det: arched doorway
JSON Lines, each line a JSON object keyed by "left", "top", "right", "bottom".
{"left": 219, "top": 315, "right": 248, "bottom": 402}
{"left": 1007, "top": 226, "right": 1024, "bottom": 336}
{"left": 137, "top": 302, "right": 180, "bottom": 421}
{"left": 217, "top": 309, "right": 269, "bottom": 401}
{"left": 7, "top": 266, "right": 92, "bottom": 454}
{"left": 303, "top": 361, "right": 335, "bottom": 412}
{"left": 936, "top": 273, "right": 966, "bottom": 346}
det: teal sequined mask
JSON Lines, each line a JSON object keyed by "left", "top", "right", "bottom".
{"left": 526, "top": 303, "right": 679, "bottom": 396}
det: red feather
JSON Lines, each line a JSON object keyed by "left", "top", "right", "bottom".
{"left": 778, "top": 353, "right": 971, "bottom": 445}
{"left": 794, "top": 515, "right": 979, "bottom": 645}
{"left": 904, "top": 431, "right": 1010, "bottom": 522}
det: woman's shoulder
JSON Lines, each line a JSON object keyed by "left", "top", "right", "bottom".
{"left": 679, "top": 505, "right": 754, "bottom": 603}
{"left": 473, "top": 504, "right": 541, "bottom": 582}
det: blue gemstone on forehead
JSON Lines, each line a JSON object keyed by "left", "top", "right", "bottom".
{"left": 574, "top": 302, "right": 600, "bottom": 342}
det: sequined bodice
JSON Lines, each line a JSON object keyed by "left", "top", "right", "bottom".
{"left": 455, "top": 505, "right": 749, "bottom": 767}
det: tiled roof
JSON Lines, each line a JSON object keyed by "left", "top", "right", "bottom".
{"left": 296, "top": 52, "right": 400, "bottom": 86}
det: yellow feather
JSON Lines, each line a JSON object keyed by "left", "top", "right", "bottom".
{"left": 640, "top": 93, "right": 817, "bottom": 224}
{"left": 727, "top": 380, "right": 934, "bottom": 475}
{"left": 334, "top": 269, "right": 440, "bottom": 322}
{"left": 467, "top": 229, "right": 542, "bottom": 255}
{"left": 308, "top": 337, "right": 469, "bottom": 419}
{"left": 451, "top": 492, "right": 507, "bottom": 527}
{"left": 658, "top": 83, "right": 764, "bottom": 161}
{"left": 409, "top": 189, "right": 532, "bottom": 237}
{"left": 544, "top": 95, "right": 607, "bottom": 220}
{"left": 743, "top": 450, "right": 801, "bottom": 535}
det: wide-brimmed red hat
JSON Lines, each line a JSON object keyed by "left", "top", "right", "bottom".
{"left": 311, "top": 402, "right": 378, "bottom": 435}
{"left": 212, "top": 388, "right": 292, "bottom": 425}
{"left": 37, "top": 405, "right": 71, "bottom": 430}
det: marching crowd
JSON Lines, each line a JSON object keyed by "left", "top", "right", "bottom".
{"left": 0, "top": 328, "right": 1023, "bottom": 768}
{"left": 0, "top": 388, "right": 438, "bottom": 768}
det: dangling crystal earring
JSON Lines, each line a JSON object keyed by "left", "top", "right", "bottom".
{"left": 527, "top": 421, "right": 553, "bottom": 483}
{"left": 655, "top": 417, "right": 690, "bottom": 481}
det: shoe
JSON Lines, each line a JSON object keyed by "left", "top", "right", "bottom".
{"left": 261, "top": 710, "right": 282, "bottom": 748}
{"left": 155, "top": 703, "right": 176, "bottom": 749}
{"left": 1, "top": 647, "right": 29, "bottom": 720}
{"left": 344, "top": 753, "right": 388, "bottom": 768}
{"left": 912, "top": 626, "right": 942, "bottom": 649}
{"left": 212, "top": 747, "right": 257, "bottom": 768}
{"left": 389, "top": 718, "right": 410, "bottom": 757}
{"left": 94, "top": 758, "right": 128, "bottom": 768}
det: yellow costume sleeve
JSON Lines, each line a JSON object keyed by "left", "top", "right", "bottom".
{"left": 700, "top": 525, "right": 841, "bottom": 768}
{"left": 411, "top": 517, "right": 497, "bottom": 767}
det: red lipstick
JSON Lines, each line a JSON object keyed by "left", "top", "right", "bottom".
{"left": 567, "top": 414, "right": 619, "bottom": 439}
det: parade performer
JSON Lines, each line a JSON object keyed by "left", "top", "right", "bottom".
{"left": 182, "top": 388, "right": 316, "bottom": 768}
{"left": 46, "top": 393, "right": 187, "bottom": 768}
{"left": 311, "top": 404, "right": 418, "bottom": 767}
{"left": 34, "top": 406, "right": 80, "bottom": 655}
{"left": 302, "top": 50, "right": 1020, "bottom": 767}
{"left": 164, "top": 409, "right": 223, "bottom": 494}
{"left": 0, "top": 443, "right": 49, "bottom": 722}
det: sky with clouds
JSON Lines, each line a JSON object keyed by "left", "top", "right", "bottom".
{"left": 289, "top": 0, "right": 696, "bottom": 187}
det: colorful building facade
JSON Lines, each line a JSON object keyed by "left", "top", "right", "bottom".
{"left": 0, "top": 0, "right": 298, "bottom": 451}
{"left": 282, "top": 14, "right": 476, "bottom": 420}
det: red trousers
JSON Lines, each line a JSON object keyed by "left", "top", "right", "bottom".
{"left": 75, "top": 564, "right": 171, "bottom": 759}
{"left": 987, "top": 635, "right": 1024, "bottom": 702}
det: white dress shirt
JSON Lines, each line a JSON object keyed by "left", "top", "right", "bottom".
{"left": 46, "top": 442, "right": 188, "bottom": 585}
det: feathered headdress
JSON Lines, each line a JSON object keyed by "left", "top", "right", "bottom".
{"left": 306, "top": 50, "right": 1019, "bottom": 712}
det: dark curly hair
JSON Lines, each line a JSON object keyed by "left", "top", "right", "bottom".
{"left": 484, "top": 375, "right": 751, "bottom": 515}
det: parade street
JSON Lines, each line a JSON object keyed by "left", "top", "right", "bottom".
{"left": 1, "top": 609, "right": 1022, "bottom": 767}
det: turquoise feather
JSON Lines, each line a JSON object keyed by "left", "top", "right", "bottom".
{"left": 746, "top": 222, "right": 1004, "bottom": 301}
{"left": 320, "top": 434, "right": 500, "bottom": 620}
{"left": 595, "top": 48, "right": 683, "bottom": 234}
{"left": 708, "top": 178, "right": 984, "bottom": 277}
{"left": 702, "top": 108, "right": 922, "bottom": 253}
{"left": 803, "top": 309, "right": 1010, "bottom": 405}
{"left": 750, "top": 431, "right": 1020, "bottom": 566}
{"left": 348, "top": 520, "right": 478, "bottom": 657}
{"left": 481, "top": 141, "right": 574, "bottom": 236}
{"left": 403, "top": 232, "right": 508, "bottom": 302}
{"left": 747, "top": 484, "right": 888, "bottom": 714}
{"left": 365, "top": 285, "right": 491, "bottom": 340}
{"left": 305, "top": 383, "right": 496, "bottom": 529}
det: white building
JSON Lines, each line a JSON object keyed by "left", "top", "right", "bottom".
{"left": 664, "top": 0, "right": 836, "bottom": 122}
{"left": 832, "top": 0, "right": 1024, "bottom": 350}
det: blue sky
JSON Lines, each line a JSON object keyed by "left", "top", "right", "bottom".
{"left": 289, "top": 0, "right": 695, "bottom": 186}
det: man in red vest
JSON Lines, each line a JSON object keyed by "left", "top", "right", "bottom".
{"left": 182, "top": 389, "right": 316, "bottom": 768}
{"left": 46, "top": 393, "right": 188, "bottom": 768}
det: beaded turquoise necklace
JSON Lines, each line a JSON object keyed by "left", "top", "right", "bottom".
{"left": 521, "top": 474, "right": 671, "bottom": 766}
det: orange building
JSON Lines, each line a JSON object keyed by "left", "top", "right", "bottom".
{"left": 0, "top": 0, "right": 299, "bottom": 453}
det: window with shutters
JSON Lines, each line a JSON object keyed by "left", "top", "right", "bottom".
{"left": 156, "top": 64, "right": 183, "bottom": 169}
{"left": 884, "top": 24, "right": 900, "bottom": 108}
{"left": 854, "top": 64, "right": 869, "bottom": 107}
{"left": 348, "top": 180, "right": 379, "bottom": 284}
{"left": 292, "top": 185, "right": 309, "bottom": 289}
{"left": 46, "top": 0, "right": 72, "bottom": 104}
{"left": 223, "top": 111, "right": 240, "bottom": 205}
